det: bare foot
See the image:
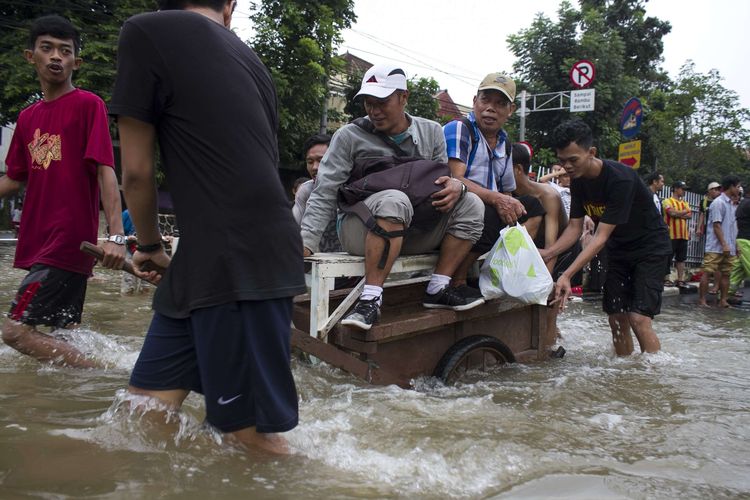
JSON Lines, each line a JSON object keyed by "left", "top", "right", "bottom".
{"left": 697, "top": 300, "right": 709, "bottom": 307}
{"left": 233, "top": 428, "right": 292, "bottom": 455}
{"left": 719, "top": 300, "right": 730, "bottom": 308}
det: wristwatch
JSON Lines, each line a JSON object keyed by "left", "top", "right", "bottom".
{"left": 136, "top": 241, "right": 163, "bottom": 253}
{"left": 107, "top": 234, "right": 126, "bottom": 245}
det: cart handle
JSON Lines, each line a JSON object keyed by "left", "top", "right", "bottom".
{"left": 80, "top": 241, "right": 163, "bottom": 285}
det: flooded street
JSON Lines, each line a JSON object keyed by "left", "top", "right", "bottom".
{"left": 1, "top": 244, "right": 749, "bottom": 499}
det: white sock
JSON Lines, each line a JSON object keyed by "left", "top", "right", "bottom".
{"left": 426, "top": 274, "right": 451, "bottom": 295}
{"left": 361, "top": 285, "right": 383, "bottom": 305}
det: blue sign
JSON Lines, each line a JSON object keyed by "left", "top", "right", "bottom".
{"left": 620, "top": 97, "right": 642, "bottom": 138}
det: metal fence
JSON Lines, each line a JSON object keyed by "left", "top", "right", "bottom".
{"left": 533, "top": 166, "right": 706, "bottom": 267}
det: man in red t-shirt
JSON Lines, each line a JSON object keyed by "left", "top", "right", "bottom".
{"left": 0, "top": 15, "right": 125, "bottom": 367}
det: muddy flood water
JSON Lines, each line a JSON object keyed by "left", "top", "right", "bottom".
{"left": 0, "top": 244, "right": 749, "bottom": 499}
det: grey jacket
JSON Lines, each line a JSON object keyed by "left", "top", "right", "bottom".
{"left": 300, "top": 114, "right": 447, "bottom": 252}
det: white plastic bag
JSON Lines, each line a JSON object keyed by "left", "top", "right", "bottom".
{"left": 479, "top": 223, "right": 554, "bottom": 305}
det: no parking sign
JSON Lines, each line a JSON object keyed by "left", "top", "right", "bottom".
{"left": 569, "top": 60, "right": 595, "bottom": 89}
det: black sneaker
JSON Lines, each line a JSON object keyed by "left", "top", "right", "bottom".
{"left": 453, "top": 284, "right": 484, "bottom": 301}
{"left": 341, "top": 298, "right": 381, "bottom": 330}
{"left": 423, "top": 286, "right": 485, "bottom": 311}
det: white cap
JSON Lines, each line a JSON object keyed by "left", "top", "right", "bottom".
{"left": 355, "top": 64, "right": 408, "bottom": 99}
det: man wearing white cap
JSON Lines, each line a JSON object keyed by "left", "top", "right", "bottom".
{"left": 300, "top": 64, "right": 485, "bottom": 330}
{"left": 697, "top": 181, "right": 721, "bottom": 238}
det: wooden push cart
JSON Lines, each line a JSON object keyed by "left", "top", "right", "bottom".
{"left": 291, "top": 253, "right": 559, "bottom": 388}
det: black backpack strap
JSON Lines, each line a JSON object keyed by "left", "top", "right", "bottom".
{"left": 340, "top": 201, "right": 405, "bottom": 269}
{"left": 459, "top": 116, "right": 480, "bottom": 167}
{"left": 352, "top": 117, "right": 410, "bottom": 157}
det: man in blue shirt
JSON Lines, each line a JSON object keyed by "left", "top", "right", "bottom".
{"left": 443, "top": 73, "right": 526, "bottom": 290}
{"left": 699, "top": 175, "right": 741, "bottom": 307}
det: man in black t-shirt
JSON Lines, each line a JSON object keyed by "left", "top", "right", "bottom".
{"left": 540, "top": 120, "right": 671, "bottom": 356}
{"left": 110, "top": 0, "right": 305, "bottom": 454}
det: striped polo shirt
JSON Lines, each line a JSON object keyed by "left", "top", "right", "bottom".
{"left": 662, "top": 196, "right": 690, "bottom": 240}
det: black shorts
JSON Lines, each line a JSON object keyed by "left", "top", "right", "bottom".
{"left": 603, "top": 253, "right": 670, "bottom": 318}
{"left": 671, "top": 239, "right": 688, "bottom": 263}
{"left": 472, "top": 203, "right": 506, "bottom": 255}
{"left": 8, "top": 264, "right": 88, "bottom": 328}
{"left": 129, "top": 299, "right": 298, "bottom": 434}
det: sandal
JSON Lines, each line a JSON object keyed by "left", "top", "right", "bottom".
{"left": 664, "top": 280, "right": 675, "bottom": 287}
{"left": 708, "top": 289, "right": 718, "bottom": 295}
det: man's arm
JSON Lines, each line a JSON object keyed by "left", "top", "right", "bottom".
{"left": 554, "top": 221, "right": 617, "bottom": 310}
{"left": 97, "top": 165, "right": 126, "bottom": 269}
{"left": 696, "top": 211, "right": 706, "bottom": 236}
{"left": 447, "top": 158, "right": 525, "bottom": 224}
{"left": 541, "top": 192, "right": 561, "bottom": 272}
{"left": 292, "top": 181, "right": 312, "bottom": 225}
{"left": 538, "top": 169, "right": 563, "bottom": 184}
{"left": 300, "top": 130, "right": 353, "bottom": 253}
{"left": 118, "top": 115, "right": 170, "bottom": 279}
{"left": 540, "top": 216, "right": 584, "bottom": 261}
{"left": 0, "top": 175, "right": 23, "bottom": 199}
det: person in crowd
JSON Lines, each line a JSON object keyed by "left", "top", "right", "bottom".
{"left": 301, "top": 63, "right": 486, "bottom": 331}
{"left": 728, "top": 185, "right": 750, "bottom": 302}
{"left": 698, "top": 175, "right": 742, "bottom": 307}
{"left": 511, "top": 142, "right": 579, "bottom": 348}
{"left": 442, "top": 72, "right": 526, "bottom": 291}
{"left": 645, "top": 171, "right": 664, "bottom": 215}
{"left": 110, "top": 0, "right": 305, "bottom": 454}
{"left": 662, "top": 181, "right": 692, "bottom": 286}
{"left": 539, "top": 164, "right": 571, "bottom": 217}
{"left": 697, "top": 181, "right": 723, "bottom": 294}
{"left": 292, "top": 177, "right": 308, "bottom": 198}
{"left": 539, "top": 120, "right": 671, "bottom": 356}
{"left": 0, "top": 15, "right": 125, "bottom": 367}
{"left": 292, "top": 134, "right": 341, "bottom": 252}
{"left": 697, "top": 182, "right": 722, "bottom": 238}
{"left": 11, "top": 201, "right": 22, "bottom": 237}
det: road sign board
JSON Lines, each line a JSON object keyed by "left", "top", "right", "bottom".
{"left": 570, "top": 60, "right": 595, "bottom": 88}
{"left": 570, "top": 89, "right": 595, "bottom": 112}
{"left": 620, "top": 97, "right": 643, "bottom": 138}
{"left": 618, "top": 140, "right": 642, "bottom": 169}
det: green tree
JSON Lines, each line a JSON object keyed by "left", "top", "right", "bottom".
{"left": 250, "top": 0, "right": 356, "bottom": 168}
{"left": 0, "top": 0, "right": 158, "bottom": 125}
{"left": 650, "top": 62, "right": 750, "bottom": 189}
{"left": 506, "top": 0, "right": 669, "bottom": 163}
{"left": 406, "top": 76, "right": 440, "bottom": 121}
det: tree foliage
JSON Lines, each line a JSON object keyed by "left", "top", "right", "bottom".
{"left": 646, "top": 62, "right": 750, "bottom": 189}
{"left": 507, "top": 0, "right": 652, "bottom": 158}
{"left": 250, "top": 0, "right": 356, "bottom": 168}
{"left": 507, "top": 0, "right": 750, "bottom": 188}
{"left": 0, "top": 0, "right": 158, "bottom": 125}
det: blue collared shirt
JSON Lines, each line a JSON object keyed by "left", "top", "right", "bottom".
{"left": 443, "top": 112, "right": 516, "bottom": 193}
{"left": 706, "top": 192, "right": 738, "bottom": 254}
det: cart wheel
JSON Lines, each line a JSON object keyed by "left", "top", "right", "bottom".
{"left": 433, "top": 335, "right": 515, "bottom": 385}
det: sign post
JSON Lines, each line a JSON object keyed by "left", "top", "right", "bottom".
{"left": 620, "top": 97, "right": 643, "bottom": 139}
{"left": 569, "top": 60, "right": 596, "bottom": 89}
{"left": 618, "top": 140, "right": 642, "bottom": 169}
{"left": 570, "top": 89, "right": 596, "bottom": 112}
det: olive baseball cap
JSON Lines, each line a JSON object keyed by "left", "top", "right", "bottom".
{"left": 477, "top": 73, "right": 516, "bottom": 102}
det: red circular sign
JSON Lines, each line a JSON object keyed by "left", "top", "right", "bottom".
{"left": 570, "top": 60, "right": 595, "bottom": 89}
